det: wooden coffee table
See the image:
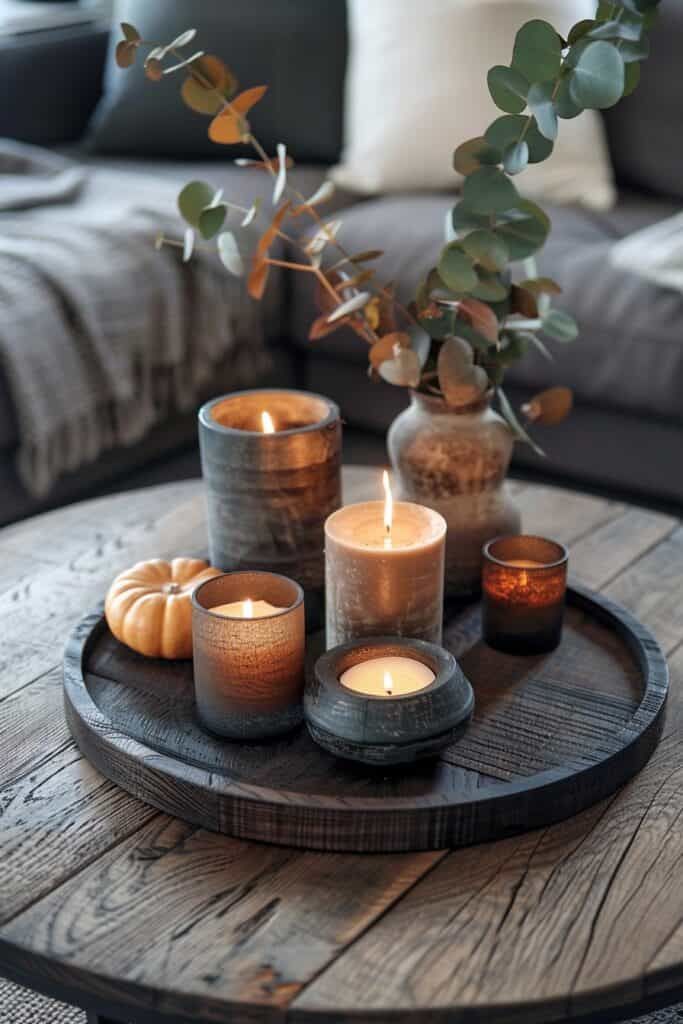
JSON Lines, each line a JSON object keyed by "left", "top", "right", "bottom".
{"left": 1, "top": 467, "right": 682, "bottom": 1024}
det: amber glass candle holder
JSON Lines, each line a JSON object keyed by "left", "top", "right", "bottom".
{"left": 482, "top": 536, "right": 568, "bottom": 654}
{"left": 192, "top": 571, "right": 305, "bottom": 739}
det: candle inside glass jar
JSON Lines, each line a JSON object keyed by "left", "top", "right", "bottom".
{"left": 340, "top": 656, "right": 435, "bottom": 696}
{"left": 210, "top": 597, "right": 287, "bottom": 619}
{"left": 482, "top": 536, "right": 568, "bottom": 654}
{"left": 261, "top": 410, "right": 275, "bottom": 433}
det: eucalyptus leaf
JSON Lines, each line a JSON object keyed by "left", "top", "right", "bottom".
{"left": 272, "top": 142, "right": 287, "bottom": 205}
{"left": 527, "top": 81, "right": 558, "bottom": 141}
{"left": 241, "top": 197, "right": 261, "bottom": 227}
{"left": 511, "top": 19, "right": 562, "bottom": 83}
{"left": 198, "top": 203, "right": 227, "bottom": 239}
{"left": 182, "top": 227, "right": 194, "bottom": 263}
{"left": 462, "top": 166, "right": 520, "bottom": 214}
{"left": 623, "top": 59, "right": 641, "bottom": 96}
{"left": 542, "top": 308, "right": 579, "bottom": 341}
{"left": 169, "top": 28, "right": 197, "bottom": 48}
{"left": 378, "top": 348, "right": 422, "bottom": 388}
{"left": 471, "top": 271, "right": 509, "bottom": 302}
{"left": 487, "top": 65, "right": 529, "bottom": 114}
{"left": 568, "top": 19, "right": 596, "bottom": 44}
{"left": 568, "top": 40, "right": 625, "bottom": 109}
{"left": 555, "top": 76, "right": 582, "bottom": 118}
{"left": 327, "top": 291, "right": 371, "bottom": 323}
{"left": 453, "top": 137, "right": 501, "bottom": 176}
{"left": 461, "top": 229, "right": 510, "bottom": 271}
{"left": 217, "top": 231, "right": 244, "bottom": 276}
{"left": 438, "top": 243, "right": 478, "bottom": 292}
{"left": 485, "top": 115, "right": 553, "bottom": 164}
{"left": 587, "top": 17, "right": 643, "bottom": 41}
{"left": 498, "top": 387, "right": 545, "bottom": 455}
{"left": 618, "top": 36, "right": 650, "bottom": 62}
{"left": 503, "top": 140, "right": 529, "bottom": 175}
{"left": 453, "top": 198, "right": 550, "bottom": 261}
{"left": 178, "top": 180, "right": 215, "bottom": 227}
{"left": 438, "top": 337, "right": 489, "bottom": 408}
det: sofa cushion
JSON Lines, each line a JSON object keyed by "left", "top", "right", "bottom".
{"left": 88, "top": 0, "right": 347, "bottom": 163}
{"left": 603, "top": 0, "right": 683, "bottom": 201}
{"left": 289, "top": 190, "right": 683, "bottom": 425}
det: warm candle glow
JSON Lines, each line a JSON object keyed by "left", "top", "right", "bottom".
{"left": 339, "top": 656, "right": 436, "bottom": 696}
{"left": 382, "top": 470, "right": 393, "bottom": 547}
{"left": 243, "top": 597, "right": 254, "bottom": 618}
{"left": 261, "top": 411, "right": 275, "bottom": 433}
{"left": 383, "top": 670, "right": 393, "bottom": 696}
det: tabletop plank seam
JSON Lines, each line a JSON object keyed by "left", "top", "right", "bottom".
{"left": 592, "top": 521, "right": 680, "bottom": 594}
{"left": 0, "top": 659, "right": 61, "bottom": 708}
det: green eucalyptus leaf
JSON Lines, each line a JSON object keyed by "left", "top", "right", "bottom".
{"left": 588, "top": 17, "right": 643, "bottom": 41}
{"left": 511, "top": 19, "right": 562, "bottom": 83}
{"left": 565, "top": 38, "right": 592, "bottom": 68}
{"left": 452, "top": 321, "right": 496, "bottom": 354}
{"left": 418, "top": 307, "right": 454, "bottom": 340}
{"left": 623, "top": 59, "right": 641, "bottom": 96}
{"left": 487, "top": 65, "right": 529, "bottom": 114}
{"left": 568, "top": 19, "right": 596, "bottom": 44}
{"left": 462, "top": 166, "right": 520, "bottom": 214}
{"left": 198, "top": 203, "right": 227, "bottom": 239}
{"left": 492, "top": 200, "right": 551, "bottom": 261}
{"left": 178, "top": 181, "right": 215, "bottom": 227}
{"left": 503, "top": 140, "right": 529, "bottom": 175}
{"left": 453, "top": 136, "right": 501, "bottom": 176}
{"left": 527, "top": 81, "right": 558, "bottom": 140}
{"left": 485, "top": 114, "right": 553, "bottom": 164}
{"left": 618, "top": 35, "right": 650, "bottom": 61}
{"left": 568, "top": 41, "right": 625, "bottom": 109}
{"left": 461, "top": 229, "right": 510, "bottom": 271}
{"left": 542, "top": 308, "right": 579, "bottom": 341}
{"left": 555, "top": 76, "right": 583, "bottom": 118}
{"left": 471, "top": 271, "right": 509, "bottom": 302}
{"left": 438, "top": 243, "right": 478, "bottom": 293}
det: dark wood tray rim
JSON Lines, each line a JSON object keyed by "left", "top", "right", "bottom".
{"left": 63, "top": 582, "right": 668, "bottom": 850}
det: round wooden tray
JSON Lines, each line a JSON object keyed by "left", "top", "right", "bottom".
{"left": 63, "top": 584, "right": 668, "bottom": 853}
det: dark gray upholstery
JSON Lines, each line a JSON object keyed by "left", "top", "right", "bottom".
{"left": 88, "top": 0, "right": 347, "bottom": 162}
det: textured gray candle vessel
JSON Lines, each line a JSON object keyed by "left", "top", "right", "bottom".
{"left": 199, "top": 389, "right": 341, "bottom": 591}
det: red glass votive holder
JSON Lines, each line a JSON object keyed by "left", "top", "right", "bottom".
{"left": 482, "top": 536, "right": 568, "bottom": 654}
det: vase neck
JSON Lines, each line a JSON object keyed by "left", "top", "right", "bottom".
{"left": 410, "top": 389, "right": 493, "bottom": 416}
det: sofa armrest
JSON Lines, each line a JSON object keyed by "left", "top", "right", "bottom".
{"left": 0, "top": 22, "right": 109, "bottom": 145}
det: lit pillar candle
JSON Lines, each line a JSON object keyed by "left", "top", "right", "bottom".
{"left": 325, "top": 473, "right": 446, "bottom": 648}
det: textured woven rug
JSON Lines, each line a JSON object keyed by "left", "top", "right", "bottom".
{"left": 3, "top": 976, "right": 683, "bottom": 1024}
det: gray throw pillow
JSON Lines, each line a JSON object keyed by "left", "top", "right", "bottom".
{"left": 88, "top": 0, "right": 347, "bottom": 162}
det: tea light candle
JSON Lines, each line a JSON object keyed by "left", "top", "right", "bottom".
{"left": 340, "top": 656, "right": 435, "bottom": 696}
{"left": 482, "top": 535, "right": 568, "bottom": 654}
{"left": 198, "top": 389, "right": 342, "bottom": 592}
{"left": 325, "top": 473, "right": 446, "bottom": 648}
{"left": 305, "top": 637, "right": 474, "bottom": 765}
{"left": 192, "top": 571, "right": 305, "bottom": 738}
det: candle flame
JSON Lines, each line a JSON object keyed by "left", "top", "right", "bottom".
{"left": 382, "top": 470, "right": 393, "bottom": 543}
{"left": 243, "top": 597, "right": 254, "bottom": 618}
{"left": 261, "top": 411, "right": 275, "bottom": 434}
{"left": 383, "top": 670, "right": 393, "bottom": 696}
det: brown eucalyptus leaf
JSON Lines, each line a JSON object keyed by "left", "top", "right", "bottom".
{"left": 369, "top": 331, "right": 411, "bottom": 369}
{"left": 457, "top": 297, "right": 499, "bottom": 343}
{"left": 339, "top": 268, "right": 375, "bottom": 291}
{"left": 510, "top": 285, "right": 539, "bottom": 318}
{"left": 208, "top": 85, "right": 268, "bottom": 144}
{"left": 364, "top": 296, "right": 381, "bottom": 331}
{"left": 115, "top": 40, "right": 137, "bottom": 68}
{"left": 518, "top": 277, "right": 562, "bottom": 296}
{"left": 182, "top": 55, "right": 237, "bottom": 114}
{"left": 120, "top": 22, "right": 140, "bottom": 42}
{"left": 349, "top": 249, "right": 384, "bottom": 264}
{"left": 437, "top": 337, "right": 489, "bottom": 408}
{"left": 144, "top": 57, "right": 163, "bottom": 81}
{"left": 254, "top": 202, "right": 290, "bottom": 261}
{"left": 521, "top": 386, "right": 573, "bottom": 425}
{"left": 378, "top": 347, "right": 421, "bottom": 388}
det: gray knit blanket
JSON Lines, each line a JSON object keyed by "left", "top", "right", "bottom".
{"left": 0, "top": 141, "right": 267, "bottom": 498}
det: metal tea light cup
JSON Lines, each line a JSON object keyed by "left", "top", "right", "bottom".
{"left": 192, "top": 571, "right": 305, "bottom": 739}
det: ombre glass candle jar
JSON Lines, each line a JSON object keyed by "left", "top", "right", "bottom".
{"left": 192, "top": 571, "right": 305, "bottom": 739}
{"left": 482, "top": 536, "right": 568, "bottom": 654}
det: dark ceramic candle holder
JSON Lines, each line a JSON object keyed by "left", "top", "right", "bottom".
{"left": 305, "top": 636, "right": 474, "bottom": 766}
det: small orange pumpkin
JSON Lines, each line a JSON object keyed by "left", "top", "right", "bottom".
{"left": 105, "top": 557, "right": 222, "bottom": 659}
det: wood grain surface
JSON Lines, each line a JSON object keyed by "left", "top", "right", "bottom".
{"left": 1, "top": 468, "right": 682, "bottom": 1024}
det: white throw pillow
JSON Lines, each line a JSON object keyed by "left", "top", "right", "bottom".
{"left": 332, "top": 0, "right": 616, "bottom": 210}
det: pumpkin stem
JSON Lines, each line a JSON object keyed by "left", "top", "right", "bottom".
{"left": 166, "top": 582, "right": 181, "bottom": 594}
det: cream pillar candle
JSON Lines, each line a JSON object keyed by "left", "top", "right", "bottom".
{"left": 325, "top": 473, "right": 446, "bottom": 647}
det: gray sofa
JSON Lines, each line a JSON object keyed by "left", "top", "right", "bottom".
{"left": 1, "top": 1, "right": 682, "bottom": 525}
